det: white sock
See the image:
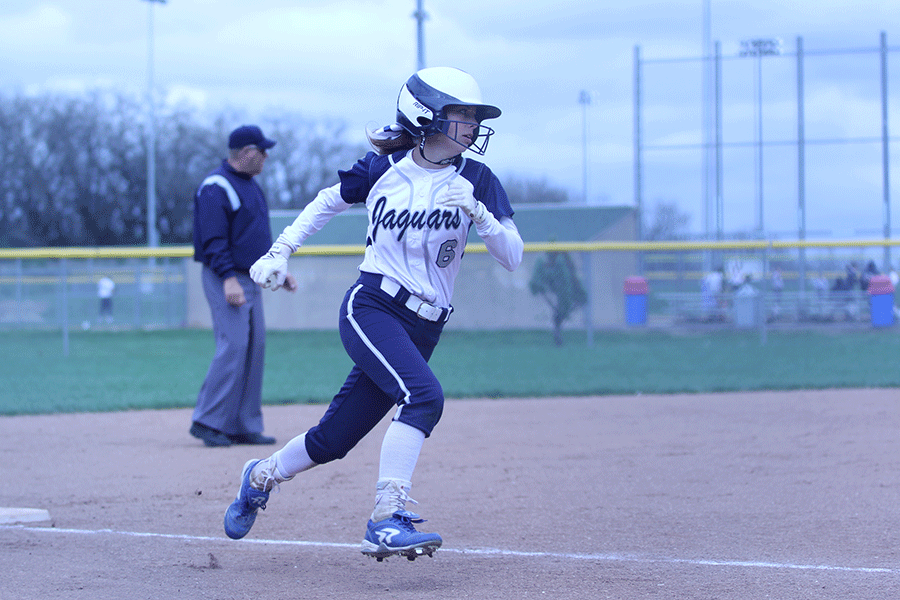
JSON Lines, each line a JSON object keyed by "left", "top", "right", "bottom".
{"left": 273, "top": 432, "right": 317, "bottom": 479}
{"left": 378, "top": 421, "right": 425, "bottom": 485}
{"left": 371, "top": 479, "right": 412, "bottom": 522}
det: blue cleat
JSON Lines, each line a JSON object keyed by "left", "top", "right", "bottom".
{"left": 360, "top": 510, "right": 442, "bottom": 562}
{"left": 224, "top": 459, "right": 269, "bottom": 539}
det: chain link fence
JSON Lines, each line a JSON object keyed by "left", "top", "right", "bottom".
{"left": 0, "top": 256, "right": 186, "bottom": 331}
{"left": 2, "top": 242, "right": 898, "bottom": 344}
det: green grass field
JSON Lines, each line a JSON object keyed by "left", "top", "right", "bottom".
{"left": 2, "top": 328, "right": 898, "bottom": 416}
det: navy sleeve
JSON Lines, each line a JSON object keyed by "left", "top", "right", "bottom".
{"left": 193, "top": 185, "right": 236, "bottom": 279}
{"left": 460, "top": 161, "right": 514, "bottom": 219}
{"left": 338, "top": 152, "right": 395, "bottom": 204}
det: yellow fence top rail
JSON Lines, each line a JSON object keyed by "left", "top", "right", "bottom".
{"left": 2, "top": 238, "right": 900, "bottom": 260}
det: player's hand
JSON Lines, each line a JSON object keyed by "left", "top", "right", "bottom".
{"left": 437, "top": 182, "right": 488, "bottom": 225}
{"left": 250, "top": 242, "right": 292, "bottom": 291}
{"left": 223, "top": 276, "right": 246, "bottom": 307}
{"left": 281, "top": 273, "right": 298, "bottom": 292}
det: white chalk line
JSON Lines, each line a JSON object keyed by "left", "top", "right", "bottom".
{"left": 1, "top": 524, "right": 895, "bottom": 575}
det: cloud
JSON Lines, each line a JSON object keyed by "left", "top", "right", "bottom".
{"left": 0, "top": 5, "right": 70, "bottom": 47}
{"left": 0, "top": 0, "right": 896, "bottom": 235}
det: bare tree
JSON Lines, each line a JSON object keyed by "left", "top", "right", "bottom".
{"left": 0, "top": 92, "right": 147, "bottom": 246}
{"left": 154, "top": 105, "right": 223, "bottom": 243}
{"left": 259, "top": 115, "right": 368, "bottom": 209}
{"left": 0, "top": 96, "right": 36, "bottom": 246}
{"left": 644, "top": 200, "right": 691, "bottom": 241}
{"left": 0, "top": 90, "right": 574, "bottom": 247}
{"left": 500, "top": 174, "right": 570, "bottom": 204}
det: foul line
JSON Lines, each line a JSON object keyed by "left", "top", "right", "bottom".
{"left": 2, "top": 524, "right": 895, "bottom": 575}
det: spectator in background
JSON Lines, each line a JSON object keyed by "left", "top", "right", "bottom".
{"left": 190, "top": 125, "right": 298, "bottom": 448}
{"left": 770, "top": 268, "right": 784, "bottom": 319}
{"left": 811, "top": 271, "right": 830, "bottom": 320}
{"left": 832, "top": 262, "right": 860, "bottom": 292}
{"left": 860, "top": 260, "right": 879, "bottom": 291}
{"left": 97, "top": 276, "right": 115, "bottom": 324}
{"left": 771, "top": 268, "right": 784, "bottom": 297}
{"left": 701, "top": 267, "right": 724, "bottom": 321}
{"left": 890, "top": 267, "right": 900, "bottom": 319}
{"left": 812, "top": 272, "right": 829, "bottom": 297}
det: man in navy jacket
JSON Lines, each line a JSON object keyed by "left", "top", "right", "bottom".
{"left": 190, "top": 125, "right": 296, "bottom": 447}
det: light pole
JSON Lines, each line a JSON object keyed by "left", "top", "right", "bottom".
{"left": 740, "top": 38, "right": 780, "bottom": 238}
{"left": 142, "top": 0, "right": 166, "bottom": 251}
{"left": 579, "top": 90, "right": 591, "bottom": 204}
{"left": 413, "top": 0, "right": 427, "bottom": 71}
{"left": 701, "top": 0, "right": 712, "bottom": 251}
{"left": 880, "top": 31, "right": 891, "bottom": 272}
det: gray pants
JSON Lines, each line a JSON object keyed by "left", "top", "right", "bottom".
{"left": 192, "top": 266, "right": 265, "bottom": 436}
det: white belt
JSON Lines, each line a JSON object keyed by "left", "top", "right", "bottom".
{"left": 378, "top": 277, "right": 446, "bottom": 322}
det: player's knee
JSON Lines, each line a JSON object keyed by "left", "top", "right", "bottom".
{"left": 397, "top": 394, "right": 444, "bottom": 437}
{"left": 304, "top": 428, "right": 353, "bottom": 464}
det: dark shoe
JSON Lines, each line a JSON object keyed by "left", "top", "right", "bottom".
{"left": 190, "top": 422, "right": 232, "bottom": 447}
{"left": 227, "top": 432, "right": 277, "bottom": 445}
{"left": 224, "top": 459, "right": 268, "bottom": 539}
{"left": 361, "top": 511, "right": 442, "bottom": 562}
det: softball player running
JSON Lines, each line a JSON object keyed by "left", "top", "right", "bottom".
{"left": 224, "top": 67, "right": 524, "bottom": 561}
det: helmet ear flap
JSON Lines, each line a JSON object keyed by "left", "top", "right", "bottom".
{"left": 397, "top": 83, "right": 436, "bottom": 137}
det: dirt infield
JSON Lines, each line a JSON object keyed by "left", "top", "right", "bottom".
{"left": 1, "top": 389, "right": 899, "bottom": 599}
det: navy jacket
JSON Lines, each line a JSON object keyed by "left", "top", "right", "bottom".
{"left": 193, "top": 160, "right": 273, "bottom": 280}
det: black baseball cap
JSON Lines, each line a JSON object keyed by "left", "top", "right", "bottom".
{"left": 228, "top": 125, "right": 276, "bottom": 150}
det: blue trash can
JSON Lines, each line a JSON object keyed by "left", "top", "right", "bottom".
{"left": 867, "top": 275, "right": 895, "bottom": 327}
{"left": 624, "top": 276, "right": 649, "bottom": 326}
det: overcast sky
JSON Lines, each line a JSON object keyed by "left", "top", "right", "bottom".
{"left": 1, "top": 1, "right": 897, "bottom": 237}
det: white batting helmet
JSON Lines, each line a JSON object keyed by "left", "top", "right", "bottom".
{"left": 396, "top": 67, "right": 501, "bottom": 156}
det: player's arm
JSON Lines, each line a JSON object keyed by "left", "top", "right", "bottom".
{"left": 250, "top": 184, "right": 351, "bottom": 290}
{"left": 437, "top": 182, "right": 523, "bottom": 271}
{"left": 275, "top": 183, "right": 351, "bottom": 251}
{"left": 479, "top": 216, "right": 523, "bottom": 272}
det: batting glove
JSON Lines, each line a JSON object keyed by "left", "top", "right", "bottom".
{"left": 250, "top": 242, "right": 292, "bottom": 291}
{"left": 437, "top": 182, "right": 488, "bottom": 225}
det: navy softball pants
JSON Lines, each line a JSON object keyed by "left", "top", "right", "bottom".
{"left": 304, "top": 272, "right": 448, "bottom": 465}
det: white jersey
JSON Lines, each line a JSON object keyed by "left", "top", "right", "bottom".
{"left": 276, "top": 149, "right": 523, "bottom": 308}
{"left": 97, "top": 276, "right": 115, "bottom": 299}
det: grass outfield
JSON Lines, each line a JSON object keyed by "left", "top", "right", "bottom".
{"left": 2, "top": 328, "right": 899, "bottom": 416}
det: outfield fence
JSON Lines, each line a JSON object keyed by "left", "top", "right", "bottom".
{"left": 1, "top": 240, "right": 899, "bottom": 343}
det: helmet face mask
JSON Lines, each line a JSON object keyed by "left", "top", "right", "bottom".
{"left": 435, "top": 114, "right": 495, "bottom": 156}
{"left": 396, "top": 67, "right": 500, "bottom": 157}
